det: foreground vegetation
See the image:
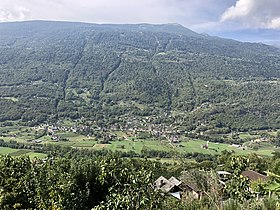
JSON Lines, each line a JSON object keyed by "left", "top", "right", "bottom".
{"left": 0, "top": 149, "right": 280, "bottom": 209}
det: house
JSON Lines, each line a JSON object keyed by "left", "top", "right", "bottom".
{"left": 154, "top": 176, "right": 183, "bottom": 199}
{"left": 32, "top": 139, "right": 42, "bottom": 144}
{"left": 183, "top": 182, "right": 203, "bottom": 200}
{"left": 241, "top": 170, "right": 268, "bottom": 182}
{"left": 154, "top": 176, "right": 203, "bottom": 200}
{"left": 169, "top": 176, "right": 182, "bottom": 186}
{"left": 231, "top": 144, "right": 242, "bottom": 148}
{"left": 241, "top": 170, "right": 269, "bottom": 200}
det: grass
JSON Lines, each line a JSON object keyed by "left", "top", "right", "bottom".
{"left": 267, "top": 130, "right": 279, "bottom": 137}
{"left": 239, "top": 132, "right": 259, "bottom": 139}
{"left": 0, "top": 147, "right": 47, "bottom": 159}
{"left": 52, "top": 141, "right": 75, "bottom": 146}
{"left": 91, "top": 139, "right": 274, "bottom": 156}
{"left": 179, "top": 140, "right": 274, "bottom": 156}
{"left": 57, "top": 132, "right": 80, "bottom": 138}
{"left": 0, "top": 124, "right": 276, "bottom": 157}
{"left": 1, "top": 133, "right": 275, "bottom": 156}
{"left": 0, "top": 125, "right": 38, "bottom": 143}
{"left": 60, "top": 119, "right": 74, "bottom": 126}
{"left": 93, "top": 144, "right": 108, "bottom": 149}
{"left": 28, "top": 152, "right": 47, "bottom": 159}
{"left": 73, "top": 141, "right": 95, "bottom": 147}
{"left": 9, "top": 150, "right": 30, "bottom": 156}
{"left": 95, "top": 139, "right": 172, "bottom": 153}
{"left": 131, "top": 101, "right": 146, "bottom": 110}
{"left": 55, "top": 132, "right": 94, "bottom": 142}
{"left": 0, "top": 147, "right": 20, "bottom": 155}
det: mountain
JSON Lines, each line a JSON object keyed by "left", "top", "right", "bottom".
{"left": 0, "top": 21, "right": 279, "bottom": 131}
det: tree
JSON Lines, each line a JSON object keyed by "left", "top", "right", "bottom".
{"left": 224, "top": 156, "right": 252, "bottom": 201}
{"left": 93, "top": 157, "right": 163, "bottom": 210}
{"left": 0, "top": 156, "right": 36, "bottom": 209}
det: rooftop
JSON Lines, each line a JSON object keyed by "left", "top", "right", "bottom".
{"left": 241, "top": 170, "right": 268, "bottom": 182}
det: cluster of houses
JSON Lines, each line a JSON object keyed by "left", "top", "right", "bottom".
{"left": 34, "top": 124, "right": 80, "bottom": 134}
{"left": 33, "top": 123, "right": 91, "bottom": 141}
{"left": 118, "top": 116, "right": 184, "bottom": 138}
{"left": 30, "top": 120, "right": 275, "bottom": 150}
{"left": 154, "top": 170, "right": 268, "bottom": 200}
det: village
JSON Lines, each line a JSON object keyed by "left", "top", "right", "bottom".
{"left": 0, "top": 114, "right": 277, "bottom": 159}
{"left": 28, "top": 116, "right": 275, "bottom": 148}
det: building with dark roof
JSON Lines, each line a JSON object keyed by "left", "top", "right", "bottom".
{"left": 241, "top": 170, "right": 268, "bottom": 182}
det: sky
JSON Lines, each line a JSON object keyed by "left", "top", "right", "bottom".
{"left": 0, "top": 0, "right": 279, "bottom": 44}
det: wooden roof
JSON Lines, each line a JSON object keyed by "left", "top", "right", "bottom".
{"left": 154, "top": 176, "right": 175, "bottom": 193}
{"left": 169, "top": 176, "right": 182, "bottom": 186}
{"left": 241, "top": 170, "right": 268, "bottom": 182}
{"left": 185, "top": 182, "right": 200, "bottom": 192}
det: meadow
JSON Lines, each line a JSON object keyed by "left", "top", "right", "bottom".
{"left": 0, "top": 124, "right": 277, "bottom": 157}
{"left": 91, "top": 139, "right": 274, "bottom": 156}
{"left": 0, "top": 147, "right": 47, "bottom": 159}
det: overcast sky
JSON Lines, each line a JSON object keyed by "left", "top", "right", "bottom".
{"left": 0, "top": 0, "right": 280, "bottom": 33}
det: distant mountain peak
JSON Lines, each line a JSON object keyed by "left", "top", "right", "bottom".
{"left": 166, "top": 23, "right": 183, "bottom": 26}
{"left": 133, "top": 22, "right": 200, "bottom": 37}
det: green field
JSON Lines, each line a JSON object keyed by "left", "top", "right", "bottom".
{"left": 0, "top": 147, "right": 47, "bottom": 159}
{"left": 38, "top": 129, "right": 276, "bottom": 157}
{"left": 0, "top": 124, "right": 277, "bottom": 157}
{"left": 0, "top": 147, "right": 19, "bottom": 155}
{"left": 91, "top": 139, "right": 275, "bottom": 156}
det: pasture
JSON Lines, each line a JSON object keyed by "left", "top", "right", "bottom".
{"left": 0, "top": 147, "right": 47, "bottom": 159}
{"left": 92, "top": 139, "right": 275, "bottom": 156}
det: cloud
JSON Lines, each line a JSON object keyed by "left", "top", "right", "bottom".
{"left": 0, "top": 0, "right": 186, "bottom": 24}
{"left": 0, "top": 5, "right": 30, "bottom": 22}
{"left": 1, "top": 0, "right": 278, "bottom": 32}
{"left": 221, "top": 0, "right": 253, "bottom": 21}
{"left": 221, "top": 0, "right": 280, "bottom": 29}
{"left": 0, "top": 0, "right": 232, "bottom": 28}
{"left": 268, "top": 17, "right": 280, "bottom": 29}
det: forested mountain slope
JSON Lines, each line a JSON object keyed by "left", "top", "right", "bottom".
{"left": 0, "top": 21, "right": 279, "bottom": 131}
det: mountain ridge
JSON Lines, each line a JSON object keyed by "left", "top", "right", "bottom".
{"left": 1, "top": 20, "right": 280, "bottom": 49}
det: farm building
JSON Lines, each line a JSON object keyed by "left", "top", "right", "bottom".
{"left": 154, "top": 176, "right": 203, "bottom": 200}
{"left": 241, "top": 170, "right": 268, "bottom": 182}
